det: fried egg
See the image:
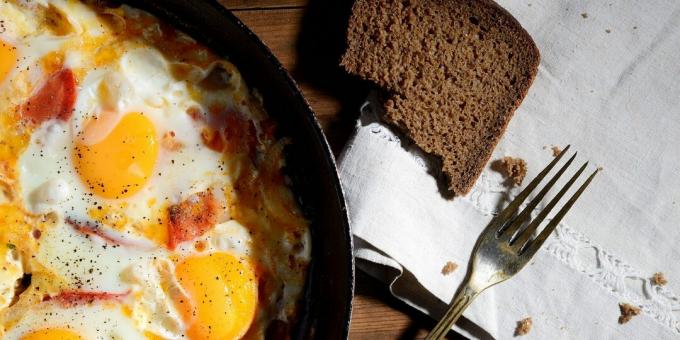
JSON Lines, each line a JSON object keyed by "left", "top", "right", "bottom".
{"left": 31, "top": 218, "right": 258, "bottom": 339}
{"left": 0, "top": 1, "right": 310, "bottom": 339}
{"left": 19, "top": 47, "right": 230, "bottom": 245}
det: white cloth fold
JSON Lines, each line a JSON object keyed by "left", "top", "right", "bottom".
{"left": 338, "top": 1, "right": 680, "bottom": 338}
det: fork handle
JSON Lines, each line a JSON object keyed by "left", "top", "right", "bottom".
{"left": 425, "top": 283, "right": 479, "bottom": 340}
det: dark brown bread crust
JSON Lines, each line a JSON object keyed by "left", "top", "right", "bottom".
{"left": 341, "top": 0, "right": 540, "bottom": 195}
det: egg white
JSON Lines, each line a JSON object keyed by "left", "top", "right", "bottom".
{"left": 0, "top": 247, "right": 22, "bottom": 311}
{"left": 2, "top": 301, "right": 145, "bottom": 339}
{"left": 36, "top": 219, "right": 156, "bottom": 293}
{"left": 122, "top": 258, "right": 187, "bottom": 340}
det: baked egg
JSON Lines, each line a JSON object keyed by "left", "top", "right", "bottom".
{"left": 0, "top": 1, "right": 310, "bottom": 339}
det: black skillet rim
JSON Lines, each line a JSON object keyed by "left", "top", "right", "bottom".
{"left": 118, "top": 0, "right": 355, "bottom": 338}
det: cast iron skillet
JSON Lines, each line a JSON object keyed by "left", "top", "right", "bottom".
{"left": 121, "top": 0, "right": 355, "bottom": 338}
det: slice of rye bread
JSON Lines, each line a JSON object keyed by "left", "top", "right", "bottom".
{"left": 341, "top": 0, "right": 540, "bottom": 195}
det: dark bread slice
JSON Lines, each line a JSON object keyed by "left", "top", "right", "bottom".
{"left": 341, "top": 0, "right": 540, "bottom": 195}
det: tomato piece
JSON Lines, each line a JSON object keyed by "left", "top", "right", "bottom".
{"left": 167, "top": 191, "right": 219, "bottom": 249}
{"left": 259, "top": 118, "right": 277, "bottom": 141}
{"left": 65, "top": 218, "right": 121, "bottom": 246}
{"left": 200, "top": 127, "right": 225, "bottom": 152}
{"left": 192, "top": 108, "right": 259, "bottom": 156}
{"left": 223, "top": 113, "right": 258, "bottom": 158}
{"left": 46, "top": 291, "right": 128, "bottom": 308}
{"left": 21, "top": 68, "right": 76, "bottom": 125}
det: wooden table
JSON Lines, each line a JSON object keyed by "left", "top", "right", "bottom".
{"left": 221, "top": 1, "right": 465, "bottom": 338}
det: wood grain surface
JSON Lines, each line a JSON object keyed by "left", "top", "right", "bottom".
{"left": 221, "top": 1, "right": 465, "bottom": 338}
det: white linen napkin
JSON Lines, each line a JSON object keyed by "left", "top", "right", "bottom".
{"left": 338, "top": 1, "right": 680, "bottom": 339}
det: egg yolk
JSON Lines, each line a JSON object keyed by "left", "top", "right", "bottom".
{"left": 74, "top": 112, "right": 158, "bottom": 199}
{"left": 175, "top": 252, "right": 258, "bottom": 340}
{"left": 0, "top": 39, "right": 17, "bottom": 83}
{"left": 21, "top": 328, "right": 82, "bottom": 340}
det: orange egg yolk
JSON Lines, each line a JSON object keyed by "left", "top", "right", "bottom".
{"left": 74, "top": 112, "right": 158, "bottom": 199}
{"left": 175, "top": 252, "right": 258, "bottom": 340}
{"left": 0, "top": 39, "right": 17, "bottom": 83}
{"left": 21, "top": 328, "right": 82, "bottom": 340}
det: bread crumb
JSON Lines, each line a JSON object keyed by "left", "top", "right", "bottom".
{"left": 551, "top": 146, "right": 562, "bottom": 157}
{"left": 618, "top": 303, "right": 641, "bottom": 324}
{"left": 514, "top": 317, "right": 532, "bottom": 336}
{"left": 441, "top": 261, "right": 458, "bottom": 275}
{"left": 496, "top": 157, "right": 528, "bottom": 186}
{"left": 581, "top": 12, "right": 588, "bottom": 18}
{"left": 605, "top": 28, "right": 612, "bottom": 33}
{"left": 652, "top": 272, "right": 668, "bottom": 286}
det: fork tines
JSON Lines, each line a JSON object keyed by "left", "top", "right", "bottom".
{"left": 495, "top": 145, "right": 598, "bottom": 256}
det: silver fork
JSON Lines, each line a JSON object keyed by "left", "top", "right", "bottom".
{"left": 426, "top": 145, "right": 598, "bottom": 339}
